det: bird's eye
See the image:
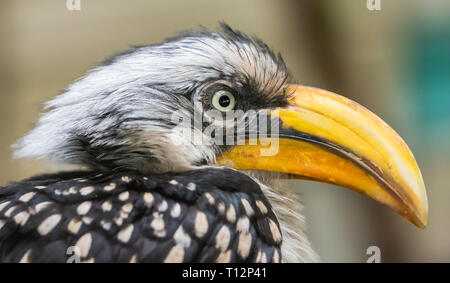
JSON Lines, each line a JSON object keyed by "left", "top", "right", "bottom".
{"left": 211, "top": 90, "right": 235, "bottom": 112}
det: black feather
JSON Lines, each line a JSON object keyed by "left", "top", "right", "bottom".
{"left": 0, "top": 167, "right": 281, "bottom": 263}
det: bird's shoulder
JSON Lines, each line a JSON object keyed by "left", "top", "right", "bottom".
{"left": 0, "top": 167, "right": 281, "bottom": 263}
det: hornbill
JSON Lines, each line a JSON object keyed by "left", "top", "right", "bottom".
{"left": 0, "top": 24, "right": 428, "bottom": 263}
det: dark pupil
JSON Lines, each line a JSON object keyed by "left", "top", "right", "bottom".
{"left": 219, "top": 95, "right": 231, "bottom": 107}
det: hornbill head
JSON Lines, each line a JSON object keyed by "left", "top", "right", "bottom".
{"left": 14, "top": 24, "right": 428, "bottom": 260}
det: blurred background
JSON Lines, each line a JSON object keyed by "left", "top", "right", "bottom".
{"left": 0, "top": 0, "right": 449, "bottom": 262}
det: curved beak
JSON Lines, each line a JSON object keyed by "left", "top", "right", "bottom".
{"left": 217, "top": 85, "right": 428, "bottom": 228}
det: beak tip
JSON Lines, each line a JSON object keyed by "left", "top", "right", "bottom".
{"left": 418, "top": 209, "right": 429, "bottom": 229}
{"left": 416, "top": 218, "right": 428, "bottom": 229}
{"left": 409, "top": 203, "right": 428, "bottom": 228}
{"left": 413, "top": 184, "right": 429, "bottom": 228}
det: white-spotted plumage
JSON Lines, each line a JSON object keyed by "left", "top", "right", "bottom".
{"left": 215, "top": 226, "right": 231, "bottom": 252}
{"left": 4, "top": 206, "right": 18, "bottom": 217}
{"left": 33, "top": 201, "right": 52, "bottom": 214}
{"left": 236, "top": 216, "right": 250, "bottom": 233}
{"left": 19, "top": 192, "right": 36, "bottom": 202}
{"left": 121, "top": 176, "right": 131, "bottom": 183}
{"left": 19, "top": 249, "right": 32, "bottom": 263}
{"left": 247, "top": 171, "right": 320, "bottom": 262}
{"left": 104, "top": 183, "right": 116, "bottom": 191}
{"left": 226, "top": 204, "right": 236, "bottom": 223}
{"left": 237, "top": 232, "right": 252, "bottom": 259}
{"left": 186, "top": 182, "right": 196, "bottom": 191}
{"left": 77, "top": 201, "right": 92, "bottom": 215}
{"left": 194, "top": 211, "right": 208, "bottom": 238}
{"left": 170, "top": 203, "right": 181, "bottom": 218}
{"left": 272, "top": 248, "right": 280, "bottom": 263}
{"left": 150, "top": 213, "right": 166, "bottom": 238}
{"left": 121, "top": 202, "right": 133, "bottom": 214}
{"left": 80, "top": 186, "right": 94, "bottom": 196}
{"left": 82, "top": 216, "right": 93, "bottom": 225}
{"left": 13, "top": 211, "right": 30, "bottom": 226}
{"left": 117, "top": 224, "right": 134, "bottom": 243}
{"left": 76, "top": 233, "right": 92, "bottom": 258}
{"left": 100, "top": 220, "right": 112, "bottom": 231}
{"left": 38, "top": 214, "right": 62, "bottom": 236}
{"left": 0, "top": 201, "right": 10, "bottom": 212}
{"left": 118, "top": 191, "right": 129, "bottom": 201}
{"left": 0, "top": 168, "right": 286, "bottom": 263}
{"left": 216, "top": 250, "right": 231, "bottom": 263}
{"left": 217, "top": 202, "right": 225, "bottom": 215}
{"left": 67, "top": 218, "right": 82, "bottom": 234}
{"left": 101, "top": 201, "right": 112, "bottom": 212}
{"left": 173, "top": 226, "right": 191, "bottom": 248}
{"left": 157, "top": 200, "right": 168, "bottom": 212}
{"left": 143, "top": 192, "right": 154, "bottom": 207}
{"left": 164, "top": 244, "right": 184, "bottom": 263}
{"left": 204, "top": 193, "right": 215, "bottom": 205}
{"left": 129, "top": 254, "right": 137, "bottom": 263}
{"left": 255, "top": 200, "right": 268, "bottom": 214}
{"left": 240, "top": 198, "right": 254, "bottom": 216}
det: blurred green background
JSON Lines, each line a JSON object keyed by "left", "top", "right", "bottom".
{"left": 0, "top": 0, "right": 449, "bottom": 262}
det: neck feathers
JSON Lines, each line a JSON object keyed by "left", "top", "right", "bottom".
{"left": 245, "top": 171, "right": 320, "bottom": 263}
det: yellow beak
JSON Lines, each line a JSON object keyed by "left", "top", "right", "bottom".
{"left": 217, "top": 85, "right": 428, "bottom": 228}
